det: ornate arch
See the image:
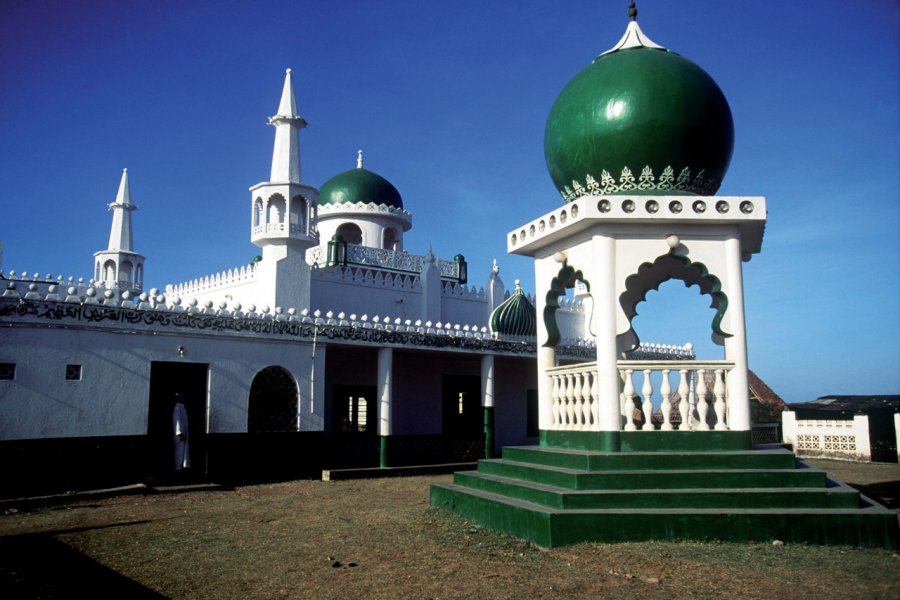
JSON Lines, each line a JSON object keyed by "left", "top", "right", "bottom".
{"left": 619, "top": 250, "right": 730, "bottom": 350}
{"left": 542, "top": 259, "right": 590, "bottom": 348}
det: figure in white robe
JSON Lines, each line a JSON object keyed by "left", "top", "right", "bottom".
{"left": 173, "top": 401, "right": 191, "bottom": 471}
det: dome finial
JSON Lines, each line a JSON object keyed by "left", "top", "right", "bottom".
{"left": 628, "top": 1, "right": 637, "bottom": 21}
{"left": 357, "top": 149, "right": 363, "bottom": 169}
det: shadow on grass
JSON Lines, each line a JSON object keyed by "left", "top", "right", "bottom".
{"left": 0, "top": 528, "right": 165, "bottom": 599}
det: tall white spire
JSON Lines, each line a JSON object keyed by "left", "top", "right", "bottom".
{"left": 107, "top": 168, "right": 137, "bottom": 251}
{"left": 94, "top": 169, "right": 144, "bottom": 292}
{"left": 268, "top": 68, "right": 307, "bottom": 183}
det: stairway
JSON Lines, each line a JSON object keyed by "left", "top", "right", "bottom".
{"left": 430, "top": 439, "right": 898, "bottom": 548}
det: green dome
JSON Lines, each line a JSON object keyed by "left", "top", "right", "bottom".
{"left": 544, "top": 32, "right": 733, "bottom": 200}
{"left": 490, "top": 282, "right": 536, "bottom": 337}
{"left": 319, "top": 165, "right": 403, "bottom": 209}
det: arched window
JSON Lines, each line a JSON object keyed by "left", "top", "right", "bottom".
{"left": 135, "top": 263, "right": 143, "bottom": 288}
{"left": 253, "top": 197, "right": 264, "bottom": 228}
{"left": 103, "top": 260, "right": 116, "bottom": 283}
{"left": 336, "top": 222, "right": 363, "bottom": 245}
{"left": 120, "top": 260, "right": 134, "bottom": 285}
{"left": 268, "top": 194, "right": 286, "bottom": 225}
{"left": 248, "top": 366, "right": 299, "bottom": 432}
{"left": 383, "top": 228, "right": 398, "bottom": 250}
{"left": 290, "top": 195, "right": 307, "bottom": 231}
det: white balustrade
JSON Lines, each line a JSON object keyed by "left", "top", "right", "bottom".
{"left": 545, "top": 360, "right": 735, "bottom": 432}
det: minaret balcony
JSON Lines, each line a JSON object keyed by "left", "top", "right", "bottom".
{"left": 252, "top": 222, "right": 318, "bottom": 246}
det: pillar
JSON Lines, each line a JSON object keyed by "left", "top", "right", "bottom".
{"left": 481, "top": 354, "right": 495, "bottom": 458}
{"left": 593, "top": 234, "right": 621, "bottom": 436}
{"left": 377, "top": 347, "right": 393, "bottom": 467}
{"left": 723, "top": 234, "right": 751, "bottom": 431}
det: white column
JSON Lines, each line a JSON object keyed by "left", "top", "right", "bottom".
{"left": 593, "top": 234, "right": 620, "bottom": 431}
{"left": 481, "top": 354, "right": 495, "bottom": 409}
{"left": 723, "top": 233, "right": 751, "bottom": 431}
{"left": 377, "top": 347, "right": 393, "bottom": 437}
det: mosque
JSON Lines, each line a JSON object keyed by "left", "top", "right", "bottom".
{"left": 1, "top": 3, "right": 895, "bottom": 547}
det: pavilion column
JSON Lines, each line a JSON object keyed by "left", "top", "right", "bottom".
{"left": 377, "top": 347, "right": 393, "bottom": 467}
{"left": 481, "top": 354, "right": 495, "bottom": 459}
{"left": 723, "top": 233, "right": 751, "bottom": 431}
{"left": 593, "top": 233, "right": 621, "bottom": 446}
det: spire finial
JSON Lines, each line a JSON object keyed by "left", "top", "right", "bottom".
{"left": 357, "top": 149, "right": 363, "bottom": 169}
{"left": 628, "top": 1, "right": 637, "bottom": 21}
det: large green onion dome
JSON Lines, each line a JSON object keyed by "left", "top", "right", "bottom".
{"left": 490, "top": 280, "right": 537, "bottom": 336}
{"left": 318, "top": 151, "right": 403, "bottom": 209}
{"left": 544, "top": 6, "right": 734, "bottom": 201}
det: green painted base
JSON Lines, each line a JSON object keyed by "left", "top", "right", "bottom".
{"left": 430, "top": 484, "right": 898, "bottom": 548}
{"left": 430, "top": 442, "right": 899, "bottom": 549}
{"left": 540, "top": 429, "right": 751, "bottom": 452}
{"left": 380, "top": 436, "right": 389, "bottom": 468}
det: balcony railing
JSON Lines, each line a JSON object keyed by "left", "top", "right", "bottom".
{"left": 545, "top": 360, "right": 735, "bottom": 432}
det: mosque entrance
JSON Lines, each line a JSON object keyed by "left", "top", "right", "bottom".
{"left": 147, "top": 362, "right": 209, "bottom": 481}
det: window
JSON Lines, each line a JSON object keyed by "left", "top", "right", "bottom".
{"left": 0, "top": 363, "right": 15, "bottom": 380}
{"left": 65, "top": 364, "right": 82, "bottom": 381}
{"left": 346, "top": 396, "right": 369, "bottom": 433}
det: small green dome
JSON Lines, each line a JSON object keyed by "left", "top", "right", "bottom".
{"left": 319, "top": 158, "right": 403, "bottom": 209}
{"left": 490, "top": 281, "right": 536, "bottom": 337}
{"left": 544, "top": 20, "right": 733, "bottom": 201}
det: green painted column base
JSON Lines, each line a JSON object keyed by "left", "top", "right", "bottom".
{"left": 540, "top": 430, "right": 621, "bottom": 452}
{"left": 540, "top": 429, "right": 752, "bottom": 452}
{"left": 484, "top": 407, "right": 495, "bottom": 459}
{"left": 380, "top": 435, "right": 390, "bottom": 468}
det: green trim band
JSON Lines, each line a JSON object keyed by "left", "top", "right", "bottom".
{"left": 540, "top": 430, "right": 621, "bottom": 452}
{"left": 380, "top": 435, "right": 390, "bottom": 468}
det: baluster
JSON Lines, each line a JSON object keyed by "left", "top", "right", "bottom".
{"left": 590, "top": 371, "right": 599, "bottom": 431}
{"left": 660, "top": 369, "right": 673, "bottom": 431}
{"left": 565, "top": 374, "right": 575, "bottom": 430}
{"left": 696, "top": 369, "right": 710, "bottom": 431}
{"left": 677, "top": 369, "right": 690, "bottom": 431}
{"left": 572, "top": 372, "right": 585, "bottom": 429}
{"left": 623, "top": 369, "right": 637, "bottom": 431}
{"left": 551, "top": 375, "right": 561, "bottom": 429}
{"left": 641, "top": 369, "right": 655, "bottom": 431}
{"left": 581, "top": 371, "right": 593, "bottom": 429}
{"left": 713, "top": 369, "right": 728, "bottom": 431}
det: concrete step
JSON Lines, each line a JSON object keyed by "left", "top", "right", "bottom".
{"left": 476, "top": 459, "right": 828, "bottom": 490}
{"left": 453, "top": 470, "right": 861, "bottom": 510}
{"left": 430, "top": 482, "right": 899, "bottom": 548}
{"left": 501, "top": 445, "right": 796, "bottom": 471}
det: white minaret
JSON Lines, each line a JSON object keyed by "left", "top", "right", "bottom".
{"left": 248, "top": 69, "right": 319, "bottom": 311}
{"left": 93, "top": 169, "right": 145, "bottom": 292}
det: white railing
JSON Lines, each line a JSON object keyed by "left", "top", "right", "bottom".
{"left": 308, "top": 244, "right": 462, "bottom": 279}
{"left": 545, "top": 360, "right": 734, "bottom": 431}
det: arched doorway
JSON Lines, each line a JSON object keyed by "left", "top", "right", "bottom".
{"left": 336, "top": 222, "right": 363, "bottom": 245}
{"left": 248, "top": 366, "right": 299, "bottom": 432}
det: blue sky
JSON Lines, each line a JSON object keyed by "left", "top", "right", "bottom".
{"left": 1, "top": 1, "right": 897, "bottom": 404}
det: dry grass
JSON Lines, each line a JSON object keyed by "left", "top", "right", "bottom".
{"left": 1, "top": 459, "right": 898, "bottom": 599}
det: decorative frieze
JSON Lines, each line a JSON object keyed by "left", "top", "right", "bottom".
{"left": 560, "top": 166, "right": 718, "bottom": 202}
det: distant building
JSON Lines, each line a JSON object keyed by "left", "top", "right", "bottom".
{"left": 783, "top": 396, "right": 900, "bottom": 463}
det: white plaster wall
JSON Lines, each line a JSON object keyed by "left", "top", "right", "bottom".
{"left": 311, "top": 276, "right": 423, "bottom": 320}
{"left": 441, "top": 294, "right": 490, "bottom": 327}
{"left": 0, "top": 324, "right": 320, "bottom": 440}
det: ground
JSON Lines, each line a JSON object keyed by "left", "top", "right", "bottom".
{"left": 0, "top": 458, "right": 897, "bottom": 599}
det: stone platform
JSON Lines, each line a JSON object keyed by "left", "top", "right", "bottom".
{"left": 430, "top": 435, "right": 898, "bottom": 548}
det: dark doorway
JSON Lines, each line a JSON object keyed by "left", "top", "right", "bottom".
{"left": 147, "top": 362, "right": 209, "bottom": 480}
{"left": 331, "top": 385, "right": 377, "bottom": 435}
{"left": 442, "top": 375, "right": 482, "bottom": 437}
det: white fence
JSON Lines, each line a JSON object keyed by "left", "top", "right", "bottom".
{"left": 782, "top": 412, "right": 872, "bottom": 462}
